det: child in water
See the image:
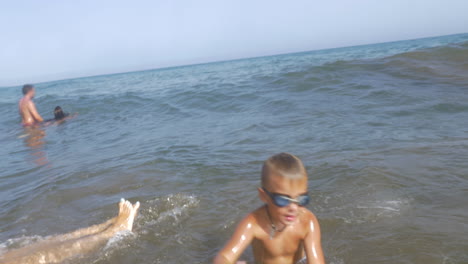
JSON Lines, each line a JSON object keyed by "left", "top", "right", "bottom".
{"left": 44, "top": 106, "right": 76, "bottom": 124}
{"left": 214, "top": 153, "right": 325, "bottom": 264}
{"left": 53, "top": 106, "right": 67, "bottom": 120}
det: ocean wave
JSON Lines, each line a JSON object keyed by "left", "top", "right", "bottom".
{"left": 274, "top": 40, "right": 468, "bottom": 91}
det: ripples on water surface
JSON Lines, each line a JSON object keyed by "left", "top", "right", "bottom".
{"left": 1, "top": 33, "right": 468, "bottom": 263}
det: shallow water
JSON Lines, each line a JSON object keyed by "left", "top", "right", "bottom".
{"left": 1, "top": 33, "right": 468, "bottom": 263}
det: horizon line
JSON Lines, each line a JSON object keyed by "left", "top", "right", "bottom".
{"left": 1, "top": 31, "right": 467, "bottom": 88}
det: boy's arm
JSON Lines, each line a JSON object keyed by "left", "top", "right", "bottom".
{"left": 28, "top": 101, "right": 43, "bottom": 122}
{"left": 303, "top": 214, "right": 325, "bottom": 264}
{"left": 66, "top": 113, "right": 78, "bottom": 120}
{"left": 213, "top": 214, "right": 256, "bottom": 264}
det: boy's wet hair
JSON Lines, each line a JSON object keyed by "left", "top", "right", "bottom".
{"left": 22, "top": 84, "right": 34, "bottom": 95}
{"left": 261, "top": 153, "right": 307, "bottom": 186}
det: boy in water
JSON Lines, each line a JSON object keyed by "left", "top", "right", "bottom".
{"left": 0, "top": 199, "right": 140, "bottom": 264}
{"left": 214, "top": 153, "right": 325, "bottom": 264}
{"left": 44, "top": 106, "right": 77, "bottom": 125}
{"left": 53, "top": 106, "right": 67, "bottom": 120}
{"left": 18, "top": 84, "right": 43, "bottom": 126}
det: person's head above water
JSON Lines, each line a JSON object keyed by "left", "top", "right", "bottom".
{"left": 260, "top": 152, "right": 309, "bottom": 218}
{"left": 54, "top": 106, "right": 66, "bottom": 120}
{"left": 22, "top": 84, "right": 35, "bottom": 96}
{"left": 261, "top": 152, "right": 308, "bottom": 188}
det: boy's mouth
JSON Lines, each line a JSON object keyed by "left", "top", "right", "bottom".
{"left": 284, "top": 214, "right": 296, "bottom": 223}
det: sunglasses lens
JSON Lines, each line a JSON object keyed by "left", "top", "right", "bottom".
{"left": 273, "top": 195, "right": 290, "bottom": 207}
{"left": 273, "top": 195, "right": 310, "bottom": 207}
{"left": 297, "top": 195, "right": 310, "bottom": 206}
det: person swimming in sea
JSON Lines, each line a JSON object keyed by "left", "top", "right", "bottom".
{"left": 18, "top": 84, "right": 75, "bottom": 126}
{"left": 44, "top": 106, "right": 74, "bottom": 122}
{"left": 53, "top": 106, "right": 67, "bottom": 120}
{"left": 18, "top": 84, "right": 44, "bottom": 126}
{"left": 42, "top": 106, "right": 78, "bottom": 126}
{"left": 0, "top": 199, "right": 140, "bottom": 264}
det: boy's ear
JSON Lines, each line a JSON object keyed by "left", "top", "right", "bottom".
{"left": 258, "top": 187, "right": 268, "bottom": 203}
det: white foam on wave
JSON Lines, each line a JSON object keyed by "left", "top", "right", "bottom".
{"left": 0, "top": 235, "right": 44, "bottom": 253}
{"left": 141, "top": 193, "right": 199, "bottom": 227}
{"left": 356, "top": 200, "right": 404, "bottom": 212}
{"left": 318, "top": 190, "right": 412, "bottom": 224}
{"left": 103, "top": 230, "right": 135, "bottom": 250}
{"left": 343, "top": 198, "right": 410, "bottom": 224}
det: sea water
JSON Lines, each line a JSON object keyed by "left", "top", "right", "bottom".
{"left": 0, "top": 33, "right": 467, "bottom": 263}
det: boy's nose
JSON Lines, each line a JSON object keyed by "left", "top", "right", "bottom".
{"left": 287, "top": 202, "right": 299, "bottom": 211}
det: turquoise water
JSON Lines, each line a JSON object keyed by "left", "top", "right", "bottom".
{"left": 1, "top": 33, "right": 468, "bottom": 263}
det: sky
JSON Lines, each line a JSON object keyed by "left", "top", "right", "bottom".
{"left": 1, "top": 0, "right": 467, "bottom": 87}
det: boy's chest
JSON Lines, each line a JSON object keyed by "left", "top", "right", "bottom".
{"left": 254, "top": 229, "right": 304, "bottom": 257}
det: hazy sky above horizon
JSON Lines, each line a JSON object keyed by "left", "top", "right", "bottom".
{"left": 1, "top": 0, "right": 467, "bottom": 86}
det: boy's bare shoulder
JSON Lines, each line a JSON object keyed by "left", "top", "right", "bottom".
{"left": 300, "top": 207, "right": 318, "bottom": 219}
{"left": 244, "top": 206, "right": 265, "bottom": 224}
{"left": 237, "top": 206, "right": 268, "bottom": 232}
{"left": 298, "top": 208, "right": 320, "bottom": 228}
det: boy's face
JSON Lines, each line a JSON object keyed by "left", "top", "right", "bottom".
{"left": 259, "top": 172, "right": 308, "bottom": 226}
